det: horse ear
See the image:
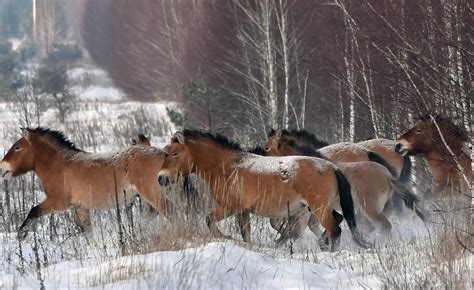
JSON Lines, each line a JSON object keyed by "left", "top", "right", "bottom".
{"left": 175, "top": 132, "right": 185, "bottom": 145}
{"left": 267, "top": 128, "right": 275, "bottom": 137}
{"left": 131, "top": 138, "right": 137, "bottom": 145}
{"left": 145, "top": 134, "right": 150, "bottom": 141}
{"left": 21, "top": 127, "right": 31, "bottom": 141}
{"left": 275, "top": 129, "right": 282, "bottom": 140}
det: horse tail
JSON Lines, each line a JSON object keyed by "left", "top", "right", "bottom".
{"left": 399, "top": 155, "right": 412, "bottom": 185}
{"left": 335, "top": 169, "right": 371, "bottom": 248}
{"left": 367, "top": 151, "right": 397, "bottom": 178}
{"left": 390, "top": 178, "right": 425, "bottom": 221}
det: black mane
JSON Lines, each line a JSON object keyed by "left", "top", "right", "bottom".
{"left": 137, "top": 133, "right": 148, "bottom": 140}
{"left": 247, "top": 145, "right": 267, "bottom": 156}
{"left": 30, "top": 127, "right": 82, "bottom": 152}
{"left": 284, "top": 129, "right": 329, "bottom": 149}
{"left": 420, "top": 114, "right": 468, "bottom": 142}
{"left": 172, "top": 129, "right": 242, "bottom": 151}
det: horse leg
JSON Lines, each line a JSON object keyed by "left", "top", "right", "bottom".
{"left": 206, "top": 204, "right": 234, "bottom": 239}
{"left": 74, "top": 208, "right": 92, "bottom": 233}
{"left": 18, "top": 197, "right": 69, "bottom": 241}
{"left": 236, "top": 210, "right": 251, "bottom": 243}
{"left": 313, "top": 207, "right": 342, "bottom": 252}
{"left": 318, "top": 210, "right": 343, "bottom": 247}
{"left": 134, "top": 182, "right": 172, "bottom": 218}
{"left": 368, "top": 212, "right": 392, "bottom": 235}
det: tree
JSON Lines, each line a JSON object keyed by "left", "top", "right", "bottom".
{"left": 33, "top": 63, "right": 75, "bottom": 123}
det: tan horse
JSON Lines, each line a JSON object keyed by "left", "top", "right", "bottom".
{"left": 395, "top": 114, "right": 471, "bottom": 197}
{"left": 1, "top": 128, "right": 171, "bottom": 241}
{"left": 157, "top": 130, "right": 369, "bottom": 251}
{"left": 264, "top": 129, "right": 424, "bottom": 244}
{"left": 358, "top": 138, "right": 412, "bottom": 184}
{"left": 131, "top": 133, "right": 200, "bottom": 213}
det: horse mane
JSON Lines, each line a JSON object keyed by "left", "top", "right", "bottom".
{"left": 173, "top": 129, "right": 242, "bottom": 151}
{"left": 282, "top": 129, "right": 329, "bottom": 149}
{"left": 29, "top": 127, "right": 82, "bottom": 152}
{"left": 247, "top": 145, "right": 266, "bottom": 156}
{"left": 420, "top": 114, "right": 469, "bottom": 143}
{"left": 137, "top": 133, "right": 148, "bottom": 140}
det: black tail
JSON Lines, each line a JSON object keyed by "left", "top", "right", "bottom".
{"left": 390, "top": 179, "right": 425, "bottom": 221}
{"left": 335, "top": 169, "right": 370, "bottom": 248}
{"left": 367, "top": 151, "right": 397, "bottom": 178}
{"left": 399, "top": 155, "right": 412, "bottom": 185}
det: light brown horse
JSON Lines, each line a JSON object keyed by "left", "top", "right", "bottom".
{"left": 263, "top": 133, "right": 424, "bottom": 244}
{"left": 131, "top": 133, "right": 200, "bottom": 213}
{"left": 1, "top": 128, "right": 171, "bottom": 241}
{"left": 157, "top": 129, "right": 369, "bottom": 251}
{"left": 395, "top": 114, "right": 471, "bottom": 197}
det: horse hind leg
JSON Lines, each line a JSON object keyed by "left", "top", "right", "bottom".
{"left": 313, "top": 207, "right": 342, "bottom": 252}
{"left": 367, "top": 211, "right": 392, "bottom": 235}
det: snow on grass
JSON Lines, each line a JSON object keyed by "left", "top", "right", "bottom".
{"left": 71, "top": 86, "right": 125, "bottom": 102}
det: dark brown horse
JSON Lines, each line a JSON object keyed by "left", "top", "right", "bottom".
{"left": 157, "top": 130, "right": 369, "bottom": 251}
{"left": 263, "top": 132, "right": 424, "bottom": 244}
{"left": 1, "top": 128, "right": 172, "bottom": 241}
{"left": 396, "top": 114, "right": 471, "bottom": 198}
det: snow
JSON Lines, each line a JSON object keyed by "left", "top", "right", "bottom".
{"left": 238, "top": 154, "right": 332, "bottom": 176}
{"left": 71, "top": 86, "right": 125, "bottom": 102}
{"left": 0, "top": 233, "right": 381, "bottom": 289}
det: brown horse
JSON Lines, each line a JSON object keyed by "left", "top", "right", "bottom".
{"left": 266, "top": 129, "right": 412, "bottom": 210}
{"left": 1, "top": 128, "right": 172, "bottom": 241}
{"left": 263, "top": 133, "right": 424, "bottom": 244}
{"left": 131, "top": 133, "right": 200, "bottom": 213}
{"left": 157, "top": 129, "right": 369, "bottom": 251}
{"left": 395, "top": 114, "right": 471, "bottom": 197}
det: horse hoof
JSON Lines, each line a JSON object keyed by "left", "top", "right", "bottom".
{"left": 17, "top": 230, "right": 27, "bottom": 241}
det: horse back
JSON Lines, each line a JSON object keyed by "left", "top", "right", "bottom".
{"left": 358, "top": 139, "right": 406, "bottom": 178}
{"left": 318, "top": 143, "right": 369, "bottom": 163}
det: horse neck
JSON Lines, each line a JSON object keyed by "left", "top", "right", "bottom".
{"left": 187, "top": 141, "right": 237, "bottom": 182}
{"left": 31, "top": 140, "right": 67, "bottom": 180}
{"left": 425, "top": 147, "right": 470, "bottom": 186}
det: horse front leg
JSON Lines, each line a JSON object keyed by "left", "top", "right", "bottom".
{"left": 236, "top": 210, "right": 251, "bottom": 243}
{"left": 18, "top": 197, "right": 69, "bottom": 241}
{"left": 206, "top": 204, "right": 234, "bottom": 240}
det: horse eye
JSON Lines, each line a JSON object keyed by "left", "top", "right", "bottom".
{"left": 264, "top": 147, "right": 271, "bottom": 152}
{"left": 416, "top": 129, "right": 422, "bottom": 133}
{"left": 14, "top": 146, "right": 21, "bottom": 151}
{"left": 172, "top": 152, "right": 179, "bottom": 157}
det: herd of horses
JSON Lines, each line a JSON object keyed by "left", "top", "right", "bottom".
{"left": 0, "top": 113, "right": 471, "bottom": 252}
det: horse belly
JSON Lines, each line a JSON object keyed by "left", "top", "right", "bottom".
{"left": 72, "top": 186, "right": 135, "bottom": 210}
{"left": 253, "top": 199, "right": 308, "bottom": 218}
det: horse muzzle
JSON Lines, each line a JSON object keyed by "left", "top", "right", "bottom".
{"left": 158, "top": 174, "right": 171, "bottom": 187}
{"left": 394, "top": 143, "right": 408, "bottom": 156}
{"left": 0, "top": 161, "right": 12, "bottom": 180}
